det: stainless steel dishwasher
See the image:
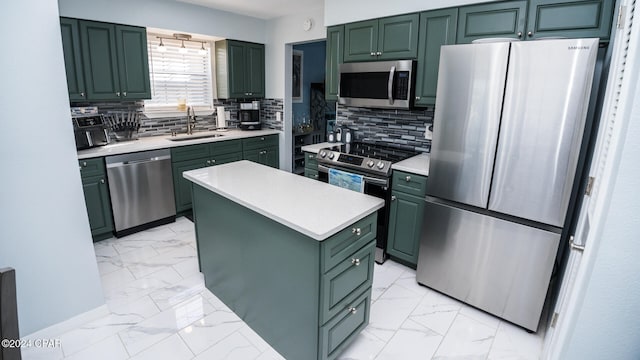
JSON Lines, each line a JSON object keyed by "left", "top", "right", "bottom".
{"left": 106, "top": 149, "right": 176, "bottom": 236}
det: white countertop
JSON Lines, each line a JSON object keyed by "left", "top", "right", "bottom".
{"left": 301, "top": 142, "right": 341, "bottom": 154}
{"left": 77, "top": 129, "right": 281, "bottom": 159}
{"left": 392, "top": 153, "right": 430, "bottom": 177}
{"left": 183, "top": 160, "right": 384, "bottom": 241}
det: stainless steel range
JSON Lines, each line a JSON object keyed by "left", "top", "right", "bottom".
{"left": 316, "top": 142, "right": 418, "bottom": 263}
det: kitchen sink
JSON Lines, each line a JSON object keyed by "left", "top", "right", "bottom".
{"left": 168, "top": 133, "right": 225, "bottom": 141}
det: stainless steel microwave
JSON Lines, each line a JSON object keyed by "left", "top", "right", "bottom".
{"left": 338, "top": 60, "right": 416, "bottom": 109}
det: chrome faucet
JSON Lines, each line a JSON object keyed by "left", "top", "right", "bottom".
{"left": 186, "top": 106, "right": 197, "bottom": 135}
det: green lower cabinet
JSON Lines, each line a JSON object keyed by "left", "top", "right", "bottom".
{"left": 79, "top": 159, "right": 113, "bottom": 241}
{"left": 212, "top": 152, "right": 242, "bottom": 166}
{"left": 172, "top": 157, "right": 209, "bottom": 213}
{"left": 243, "top": 146, "right": 279, "bottom": 168}
{"left": 304, "top": 151, "right": 319, "bottom": 180}
{"left": 387, "top": 190, "right": 425, "bottom": 267}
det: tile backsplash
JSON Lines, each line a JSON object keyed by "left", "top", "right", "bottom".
{"left": 336, "top": 105, "right": 433, "bottom": 153}
{"left": 71, "top": 98, "right": 283, "bottom": 138}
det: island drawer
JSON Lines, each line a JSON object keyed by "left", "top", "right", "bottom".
{"left": 242, "top": 135, "right": 278, "bottom": 151}
{"left": 209, "top": 139, "right": 242, "bottom": 155}
{"left": 320, "top": 241, "right": 375, "bottom": 323}
{"left": 319, "top": 289, "right": 371, "bottom": 360}
{"left": 78, "top": 158, "right": 105, "bottom": 179}
{"left": 392, "top": 170, "right": 427, "bottom": 197}
{"left": 171, "top": 144, "right": 210, "bottom": 163}
{"left": 321, "top": 213, "right": 377, "bottom": 272}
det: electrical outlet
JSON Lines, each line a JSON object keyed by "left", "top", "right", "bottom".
{"left": 425, "top": 123, "right": 433, "bottom": 140}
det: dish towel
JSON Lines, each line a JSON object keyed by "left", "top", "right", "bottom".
{"left": 328, "top": 168, "right": 365, "bottom": 193}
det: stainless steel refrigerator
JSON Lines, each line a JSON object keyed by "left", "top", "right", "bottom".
{"left": 416, "top": 38, "right": 598, "bottom": 331}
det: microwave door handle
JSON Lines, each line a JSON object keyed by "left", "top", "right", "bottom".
{"left": 387, "top": 66, "right": 395, "bottom": 105}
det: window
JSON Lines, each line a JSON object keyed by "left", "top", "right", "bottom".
{"left": 145, "top": 35, "right": 213, "bottom": 111}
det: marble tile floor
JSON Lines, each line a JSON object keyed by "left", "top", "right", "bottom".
{"left": 23, "top": 216, "right": 545, "bottom": 360}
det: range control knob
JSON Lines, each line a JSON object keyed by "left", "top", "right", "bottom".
{"left": 367, "top": 160, "right": 375, "bottom": 168}
{"left": 328, "top": 152, "right": 335, "bottom": 159}
{"left": 376, "top": 161, "right": 385, "bottom": 169}
{"left": 319, "top": 150, "right": 327, "bottom": 158}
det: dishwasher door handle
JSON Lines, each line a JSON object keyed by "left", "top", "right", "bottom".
{"left": 106, "top": 155, "right": 172, "bottom": 168}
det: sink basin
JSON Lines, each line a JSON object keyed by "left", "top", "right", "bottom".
{"left": 168, "top": 133, "right": 224, "bottom": 141}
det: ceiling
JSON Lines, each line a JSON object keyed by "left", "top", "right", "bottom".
{"left": 176, "top": 0, "right": 323, "bottom": 19}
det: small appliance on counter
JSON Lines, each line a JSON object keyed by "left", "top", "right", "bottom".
{"left": 239, "top": 102, "right": 261, "bottom": 130}
{"left": 72, "top": 114, "right": 109, "bottom": 150}
{"left": 105, "top": 111, "right": 141, "bottom": 141}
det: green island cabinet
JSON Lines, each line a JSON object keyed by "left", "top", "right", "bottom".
{"left": 304, "top": 151, "right": 319, "bottom": 180}
{"left": 344, "top": 13, "right": 419, "bottom": 62}
{"left": 386, "top": 170, "right": 428, "bottom": 268}
{"left": 242, "top": 135, "right": 279, "bottom": 168}
{"left": 171, "top": 139, "right": 243, "bottom": 213}
{"left": 414, "top": 8, "right": 458, "bottom": 107}
{"left": 60, "top": 18, "right": 151, "bottom": 101}
{"left": 79, "top": 158, "right": 114, "bottom": 241}
{"left": 457, "top": 0, "right": 614, "bottom": 43}
{"left": 325, "top": 25, "right": 344, "bottom": 101}
{"left": 191, "top": 183, "right": 377, "bottom": 360}
{"left": 215, "top": 40, "right": 265, "bottom": 99}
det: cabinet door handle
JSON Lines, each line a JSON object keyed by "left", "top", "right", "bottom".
{"left": 313, "top": 174, "right": 318, "bottom": 179}
{"left": 348, "top": 307, "right": 357, "bottom": 315}
{"left": 80, "top": 92, "right": 85, "bottom": 97}
{"left": 212, "top": 159, "right": 216, "bottom": 164}
{"left": 351, "top": 258, "right": 360, "bottom": 266}
{"left": 415, "top": 96, "right": 421, "bottom": 100}
{"left": 376, "top": 51, "right": 382, "bottom": 56}
{"left": 527, "top": 31, "right": 533, "bottom": 37}
{"left": 391, "top": 195, "right": 397, "bottom": 201}
{"left": 517, "top": 31, "right": 523, "bottom": 38}
{"left": 370, "top": 52, "right": 376, "bottom": 56}
{"left": 116, "top": 91, "right": 121, "bottom": 97}
{"left": 207, "top": 160, "right": 211, "bottom": 165}
{"left": 405, "top": 176, "right": 411, "bottom": 182}
{"left": 261, "top": 137, "right": 265, "bottom": 140}
{"left": 82, "top": 161, "right": 87, "bottom": 167}
{"left": 352, "top": 227, "right": 362, "bottom": 236}
{"left": 100, "top": 179, "right": 105, "bottom": 184}
{"left": 123, "top": 91, "right": 127, "bottom": 97}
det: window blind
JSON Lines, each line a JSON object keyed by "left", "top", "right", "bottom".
{"left": 145, "top": 36, "right": 213, "bottom": 109}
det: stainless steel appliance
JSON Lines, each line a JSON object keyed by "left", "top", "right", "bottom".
{"left": 72, "top": 114, "right": 109, "bottom": 150}
{"left": 416, "top": 39, "right": 599, "bottom": 331}
{"left": 239, "top": 102, "right": 261, "bottom": 130}
{"left": 339, "top": 60, "right": 416, "bottom": 109}
{"left": 106, "top": 149, "right": 176, "bottom": 236}
{"left": 317, "top": 142, "right": 418, "bottom": 263}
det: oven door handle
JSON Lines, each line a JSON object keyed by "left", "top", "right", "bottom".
{"left": 318, "top": 164, "right": 389, "bottom": 187}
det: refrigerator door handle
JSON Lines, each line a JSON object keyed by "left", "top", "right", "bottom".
{"left": 387, "top": 66, "right": 395, "bottom": 105}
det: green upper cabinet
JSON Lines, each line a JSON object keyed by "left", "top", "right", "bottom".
{"left": 325, "top": 25, "right": 344, "bottom": 101}
{"left": 60, "top": 18, "right": 87, "bottom": 101}
{"left": 115, "top": 25, "right": 151, "bottom": 100}
{"left": 526, "top": 0, "right": 615, "bottom": 40}
{"left": 79, "top": 21, "right": 121, "bottom": 100}
{"left": 457, "top": 1, "right": 528, "bottom": 43}
{"left": 414, "top": 8, "right": 458, "bottom": 107}
{"left": 73, "top": 19, "right": 151, "bottom": 101}
{"left": 344, "top": 14, "right": 419, "bottom": 62}
{"left": 216, "top": 40, "right": 265, "bottom": 99}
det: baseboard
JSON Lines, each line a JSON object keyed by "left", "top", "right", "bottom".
{"left": 22, "top": 304, "right": 109, "bottom": 340}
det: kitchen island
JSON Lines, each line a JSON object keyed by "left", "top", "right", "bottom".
{"left": 183, "top": 161, "right": 384, "bottom": 360}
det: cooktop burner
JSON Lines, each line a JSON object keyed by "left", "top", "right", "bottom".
{"left": 318, "top": 142, "right": 418, "bottom": 177}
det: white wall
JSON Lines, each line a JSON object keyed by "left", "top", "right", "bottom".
{"left": 58, "top": 0, "right": 266, "bottom": 43}
{"left": 324, "top": 0, "right": 499, "bottom": 26}
{"left": 0, "top": 0, "right": 105, "bottom": 335}
{"left": 560, "top": 50, "right": 640, "bottom": 359}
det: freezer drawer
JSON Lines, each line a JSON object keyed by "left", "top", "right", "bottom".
{"left": 416, "top": 199, "right": 560, "bottom": 331}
